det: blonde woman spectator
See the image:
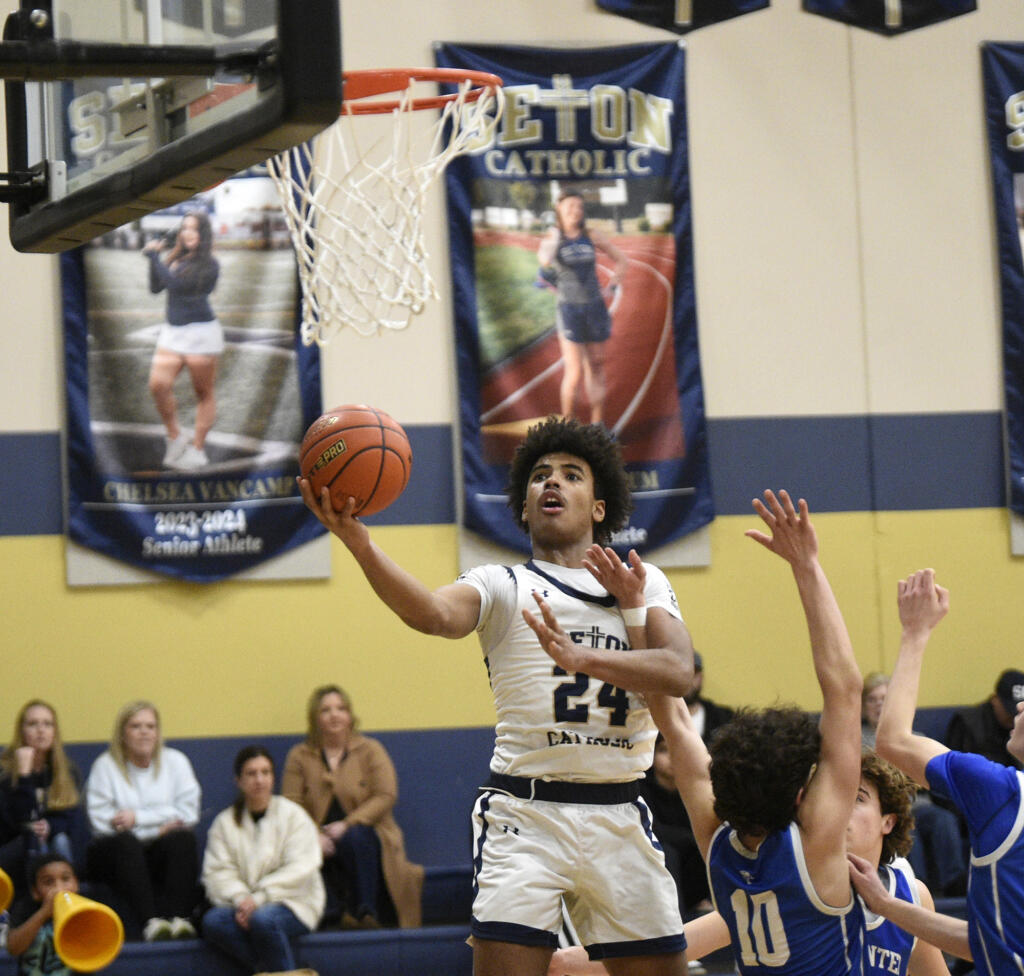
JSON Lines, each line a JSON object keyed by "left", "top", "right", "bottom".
{"left": 862, "top": 671, "right": 890, "bottom": 747}
{"left": 84, "top": 700, "right": 200, "bottom": 941}
{"left": 282, "top": 685, "right": 423, "bottom": 929}
{"left": 201, "top": 746, "right": 324, "bottom": 975}
{"left": 0, "top": 701, "right": 81, "bottom": 900}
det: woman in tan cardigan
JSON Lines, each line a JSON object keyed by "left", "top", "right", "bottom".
{"left": 281, "top": 685, "right": 423, "bottom": 929}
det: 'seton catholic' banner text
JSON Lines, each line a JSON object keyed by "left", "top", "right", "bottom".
{"left": 435, "top": 42, "right": 714, "bottom": 559}
{"left": 63, "top": 170, "right": 325, "bottom": 583}
{"left": 984, "top": 43, "right": 1024, "bottom": 546}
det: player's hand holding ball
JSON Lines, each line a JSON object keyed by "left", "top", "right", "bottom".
{"left": 298, "top": 404, "right": 413, "bottom": 543}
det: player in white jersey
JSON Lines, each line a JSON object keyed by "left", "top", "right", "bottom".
{"left": 854, "top": 569, "right": 1024, "bottom": 973}
{"left": 299, "top": 416, "right": 694, "bottom": 976}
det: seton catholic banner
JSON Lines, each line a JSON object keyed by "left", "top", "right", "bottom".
{"left": 435, "top": 42, "right": 714, "bottom": 559}
{"left": 62, "top": 170, "right": 326, "bottom": 583}
{"left": 984, "top": 43, "right": 1024, "bottom": 528}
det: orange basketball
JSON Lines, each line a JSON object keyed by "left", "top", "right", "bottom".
{"left": 300, "top": 405, "right": 413, "bottom": 516}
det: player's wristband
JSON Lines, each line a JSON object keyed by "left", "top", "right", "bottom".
{"left": 621, "top": 606, "right": 647, "bottom": 628}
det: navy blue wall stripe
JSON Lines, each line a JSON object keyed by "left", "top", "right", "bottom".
{"left": 867, "top": 412, "right": 1006, "bottom": 511}
{"left": 0, "top": 414, "right": 1005, "bottom": 537}
{"left": 705, "top": 412, "right": 1006, "bottom": 514}
{"left": 0, "top": 432, "right": 63, "bottom": 536}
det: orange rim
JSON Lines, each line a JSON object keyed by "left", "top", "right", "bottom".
{"left": 341, "top": 67, "right": 502, "bottom": 115}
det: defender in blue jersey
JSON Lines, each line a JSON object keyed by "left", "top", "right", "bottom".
{"left": 551, "top": 748, "right": 950, "bottom": 976}
{"left": 300, "top": 416, "right": 693, "bottom": 976}
{"left": 649, "top": 491, "right": 865, "bottom": 976}
{"left": 549, "top": 749, "right": 950, "bottom": 976}
{"left": 857, "top": 568, "right": 1024, "bottom": 974}
{"left": 849, "top": 751, "right": 949, "bottom": 976}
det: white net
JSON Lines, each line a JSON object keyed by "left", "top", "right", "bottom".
{"left": 267, "top": 74, "right": 502, "bottom": 345}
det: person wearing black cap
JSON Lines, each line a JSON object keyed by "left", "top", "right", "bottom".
{"left": 945, "top": 668, "right": 1024, "bottom": 770}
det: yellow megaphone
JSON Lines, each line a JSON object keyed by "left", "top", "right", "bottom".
{"left": 0, "top": 867, "right": 12, "bottom": 914}
{"left": 52, "top": 891, "right": 124, "bottom": 972}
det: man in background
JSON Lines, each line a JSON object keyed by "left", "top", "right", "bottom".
{"left": 945, "top": 668, "right": 1024, "bottom": 770}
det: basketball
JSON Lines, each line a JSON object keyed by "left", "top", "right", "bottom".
{"left": 300, "top": 405, "right": 413, "bottom": 517}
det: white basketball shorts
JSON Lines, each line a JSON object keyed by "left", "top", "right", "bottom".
{"left": 470, "top": 788, "right": 686, "bottom": 960}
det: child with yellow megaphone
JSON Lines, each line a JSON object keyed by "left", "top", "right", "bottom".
{"left": 0, "top": 866, "right": 12, "bottom": 952}
{"left": 6, "top": 853, "right": 123, "bottom": 974}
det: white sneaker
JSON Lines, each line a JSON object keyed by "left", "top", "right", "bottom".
{"left": 687, "top": 962, "right": 707, "bottom": 975}
{"left": 143, "top": 917, "right": 174, "bottom": 941}
{"left": 172, "top": 444, "right": 208, "bottom": 470}
{"left": 162, "top": 434, "right": 188, "bottom": 467}
{"left": 169, "top": 916, "right": 196, "bottom": 939}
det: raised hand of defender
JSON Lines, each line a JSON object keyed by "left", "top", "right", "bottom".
{"left": 897, "top": 568, "right": 949, "bottom": 637}
{"left": 523, "top": 591, "right": 587, "bottom": 673}
{"left": 744, "top": 489, "right": 818, "bottom": 569}
{"left": 582, "top": 544, "right": 646, "bottom": 609}
{"left": 296, "top": 477, "right": 369, "bottom": 550}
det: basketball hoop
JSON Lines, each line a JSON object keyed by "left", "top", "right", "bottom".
{"left": 267, "top": 67, "right": 503, "bottom": 345}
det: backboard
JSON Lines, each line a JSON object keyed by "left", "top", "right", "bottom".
{"left": 1, "top": 0, "right": 342, "bottom": 252}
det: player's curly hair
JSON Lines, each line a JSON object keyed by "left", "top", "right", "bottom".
{"left": 505, "top": 416, "right": 632, "bottom": 547}
{"left": 861, "top": 748, "right": 917, "bottom": 864}
{"left": 708, "top": 705, "right": 821, "bottom": 837}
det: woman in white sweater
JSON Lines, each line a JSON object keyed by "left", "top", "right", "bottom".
{"left": 201, "top": 745, "right": 325, "bottom": 974}
{"left": 84, "top": 700, "right": 201, "bottom": 941}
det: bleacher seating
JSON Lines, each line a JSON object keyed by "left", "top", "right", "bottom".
{"left": 0, "top": 710, "right": 968, "bottom": 976}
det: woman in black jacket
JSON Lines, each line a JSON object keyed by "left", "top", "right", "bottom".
{"left": 0, "top": 701, "right": 81, "bottom": 900}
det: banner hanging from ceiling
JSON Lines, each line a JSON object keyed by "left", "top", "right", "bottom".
{"left": 435, "top": 41, "right": 714, "bottom": 559}
{"left": 63, "top": 169, "right": 325, "bottom": 583}
{"left": 983, "top": 43, "right": 1024, "bottom": 540}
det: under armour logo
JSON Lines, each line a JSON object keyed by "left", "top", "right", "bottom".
{"left": 740, "top": 871, "right": 753, "bottom": 883}
{"left": 503, "top": 824, "right": 519, "bottom": 835}
{"left": 531, "top": 588, "right": 550, "bottom": 598}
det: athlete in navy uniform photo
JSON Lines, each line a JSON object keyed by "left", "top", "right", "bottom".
{"left": 537, "top": 192, "right": 627, "bottom": 426}
{"left": 299, "top": 415, "right": 694, "bottom": 976}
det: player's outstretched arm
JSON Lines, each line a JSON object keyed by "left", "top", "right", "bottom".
{"left": 907, "top": 878, "right": 955, "bottom": 976}
{"left": 647, "top": 694, "right": 720, "bottom": 857}
{"left": 748, "top": 491, "right": 862, "bottom": 891}
{"left": 875, "top": 569, "right": 950, "bottom": 788}
{"left": 546, "top": 911, "right": 730, "bottom": 975}
{"left": 298, "top": 480, "right": 479, "bottom": 638}
{"left": 849, "top": 853, "right": 969, "bottom": 963}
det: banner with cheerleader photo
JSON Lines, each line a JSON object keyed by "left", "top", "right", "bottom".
{"left": 983, "top": 44, "right": 1024, "bottom": 554}
{"left": 435, "top": 42, "right": 714, "bottom": 567}
{"left": 62, "top": 170, "right": 328, "bottom": 584}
